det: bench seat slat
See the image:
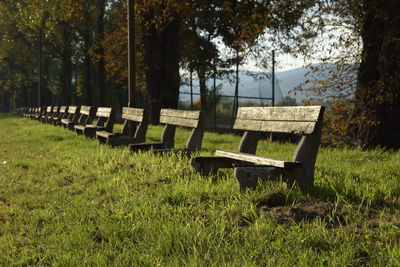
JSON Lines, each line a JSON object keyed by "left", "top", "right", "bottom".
{"left": 74, "top": 125, "right": 86, "bottom": 130}
{"left": 96, "top": 131, "right": 117, "bottom": 138}
{"left": 215, "top": 150, "right": 302, "bottom": 168}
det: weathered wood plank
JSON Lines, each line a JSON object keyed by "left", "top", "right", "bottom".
{"left": 215, "top": 150, "right": 302, "bottom": 168}
{"left": 236, "top": 106, "right": 323, "bottom": 122}
{"left": 96, "top": 131, "right": 115, "bottom": 138}
{"left": 96, "top": 107, "right": 112, "bottom": 117}
{"left": 160, "top": 116, "right": 199, "bottom": 128}
{"left": 121, "top": 113, "right": 144, "bottom": 122}
{"left": 68, "top": 106, "right": 78, "bottom": 114}
{"left": 122, "top": 107, "right": 144, "bottom": 116}
{"left": 121, "top": 107, "right": 145, "bottom": 122}
{"left": 74, "top": 125, "right": 86, "bottom": 131}
{"left": 234, "top": 119, "right": 318, "bottom": 134}
{"left": 160, "top": 109, "right": 200, "bottom": 119}
{"left": 80, "top": 105, "right": 91, "bottom": 115}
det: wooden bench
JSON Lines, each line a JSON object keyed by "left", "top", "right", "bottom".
{"left": 61, "top": 106, "right": 92, "bottom": 131}
{"left": 45, "top": 106, "right": 59, "bottom": 124}
{"left": 22, "top": 107, "right": 31, "bottom": 118}
{"left": 96, "top": 107, "right": 147, "bottom": 146}
{"left": 29, "top": 108, "right": 37, "bottom": 119}
{"left": 74, "top": 107, "right": 114, "bottom": 138}
{"left": 34, "top": 107, "right": 45, "bottom": 120}
{"left": 191, "top": 106, "right": 325, "bottom": 190}
{"left": 52, "top": 106, "right": 68, "bottom": 125}
{"left": 129, "top": 109, "right": 203, "bottom": 154}
{"left": 40, "top": 106, "right": 53, "bottom": 123}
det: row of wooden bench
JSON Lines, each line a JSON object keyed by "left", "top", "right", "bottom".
{"left": 16, "top": 105, "right": 325, "bottom": 190}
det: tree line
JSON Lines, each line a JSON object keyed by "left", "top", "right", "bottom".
{"left": 0, "top": 0, "right": 399, "bottom": 149}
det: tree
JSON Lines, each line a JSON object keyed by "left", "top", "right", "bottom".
{"left": 345, "top": 0, "right": 398, "bottom": 149}
{"left": 292, "top": 0, "right": 400, "bottom": 149}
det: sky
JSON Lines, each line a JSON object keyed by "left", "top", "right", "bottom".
{"left": 243, "top": 54, "right": 311, "bottom": 72}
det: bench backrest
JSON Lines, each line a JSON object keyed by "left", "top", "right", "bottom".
{"left": 160, "top": 109, "right": 202, "bottom": 128}
{"left": 58, "top": 106, "right": 68, "bottom": 119}
{"left": 78, "top": 105, "right": 94, "bottom": 125}
{"left": 52, "top": 106, "right": 60, "bottom": 115}
{"left": 66, "top": 106, "right": 80, "bottom": 123}
{"left": 235, "top": 106, "right": 325, "bottom": 187}
{"left": 46, "top": 106, "right": 52, "bottom": 113}
{"left": 159, "top": 109, "right": 203, "bottom": 151}
{"left": 120, "top": 107, "right": 148, "bottom": 143}
{"left": 39, "top": 107, "right": 45, "bottom": 116}
{"left": 80, "top": 105, "right": 92, "bottom": 116}
{"left": 94, "top": 107, "right": 114, "bottom": 131}
{"left": 234, "top": 106, "right": 324, "bottom": 134}
{"left": 67, "top": 106, "right": 79, "bottom": 115}
{"left": 59, "top": 106, "right": 68, "bottom": 113}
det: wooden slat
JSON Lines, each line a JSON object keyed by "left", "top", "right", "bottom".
{"left": 96, "top": 107, "right": 112, "bottom": 117}
{"left": 122, "top": 113, "right": 144, "bottom": 122}
{"left": 160, "top": 116, "right": 199, "bottom": 128}
{"left": 121, "top": 107, "right": 144, "bottom": 122}
{"left": 234, "top": 119, "right": 318, "bottom": 134}
{"left": 74, "top": 125, "right": 85, "bottom": 131}
{"left": 96, "top": 131, "right": 115, "bottom": 138}
{"left": 215, "top": 150, "right": 302, "bottom": 168}
{"left": 160, "top": 109, "right": 200, "bottom": 128}
{"left": 80, "top": 105, "right": 91, "bottom": 115}
{"left": 122, "top": 107, "right": 144, "bottom": 116}
{"left": 68, "top": 106, "right": 78, "bottom": 114}
{"left": 236, "top": 106, "right": 323, "bottom": 122}
{"left": 160, "top": 109, "right": 200, "bottom": 119}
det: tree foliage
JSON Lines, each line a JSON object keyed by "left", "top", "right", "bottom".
{"left": 1, "top": 0, "right": 399, "bottom": 149}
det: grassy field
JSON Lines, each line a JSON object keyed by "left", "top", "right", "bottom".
{"left": 1, "top": 114, "right": 400, "bottom": 266}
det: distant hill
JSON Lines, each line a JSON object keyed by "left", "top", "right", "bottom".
{"left": 179, "top": 66, "right": 318, "bottom": 104}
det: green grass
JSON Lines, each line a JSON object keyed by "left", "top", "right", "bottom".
{"left": 1, "top": 114, "right": 400, "bottom": 266}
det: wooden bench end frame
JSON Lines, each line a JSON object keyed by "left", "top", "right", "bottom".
{"left": 192, "top": 106, "right": 325, "bottom": 190}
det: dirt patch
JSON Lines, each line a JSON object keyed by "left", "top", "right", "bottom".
{"left": 260, "top": 202, "right": 333, "bottom": 225}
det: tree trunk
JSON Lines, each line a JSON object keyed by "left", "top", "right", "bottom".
{"left": 96, "top": 0, "right": 107, "bottom": 106}
{"left": 82, "top": 1, "right": 92, "bottom": 105}
{"left": 143, "top": 13, "right": 181, "bottom": 124}
{"left": 60, "top": 24, "right": 73, "bottom": 105}
{"left": 353, "top": 0, "right": 400, "bottom": 149}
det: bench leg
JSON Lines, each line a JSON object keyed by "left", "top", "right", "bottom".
{"left": 83, "top": 128, "right": 97, "bottom": 138}
{"left": 191, "top": 157, "right": 237, "bottom": 176}
{"left": 97, "top": 136, "right": 107, "bottom": 145}
{"left": 234, "top": 167, "right": 295, "bottom": 190}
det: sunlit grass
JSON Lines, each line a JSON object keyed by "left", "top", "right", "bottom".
{"left": 0, "top": 114, "right": 399, "bottom": 265}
